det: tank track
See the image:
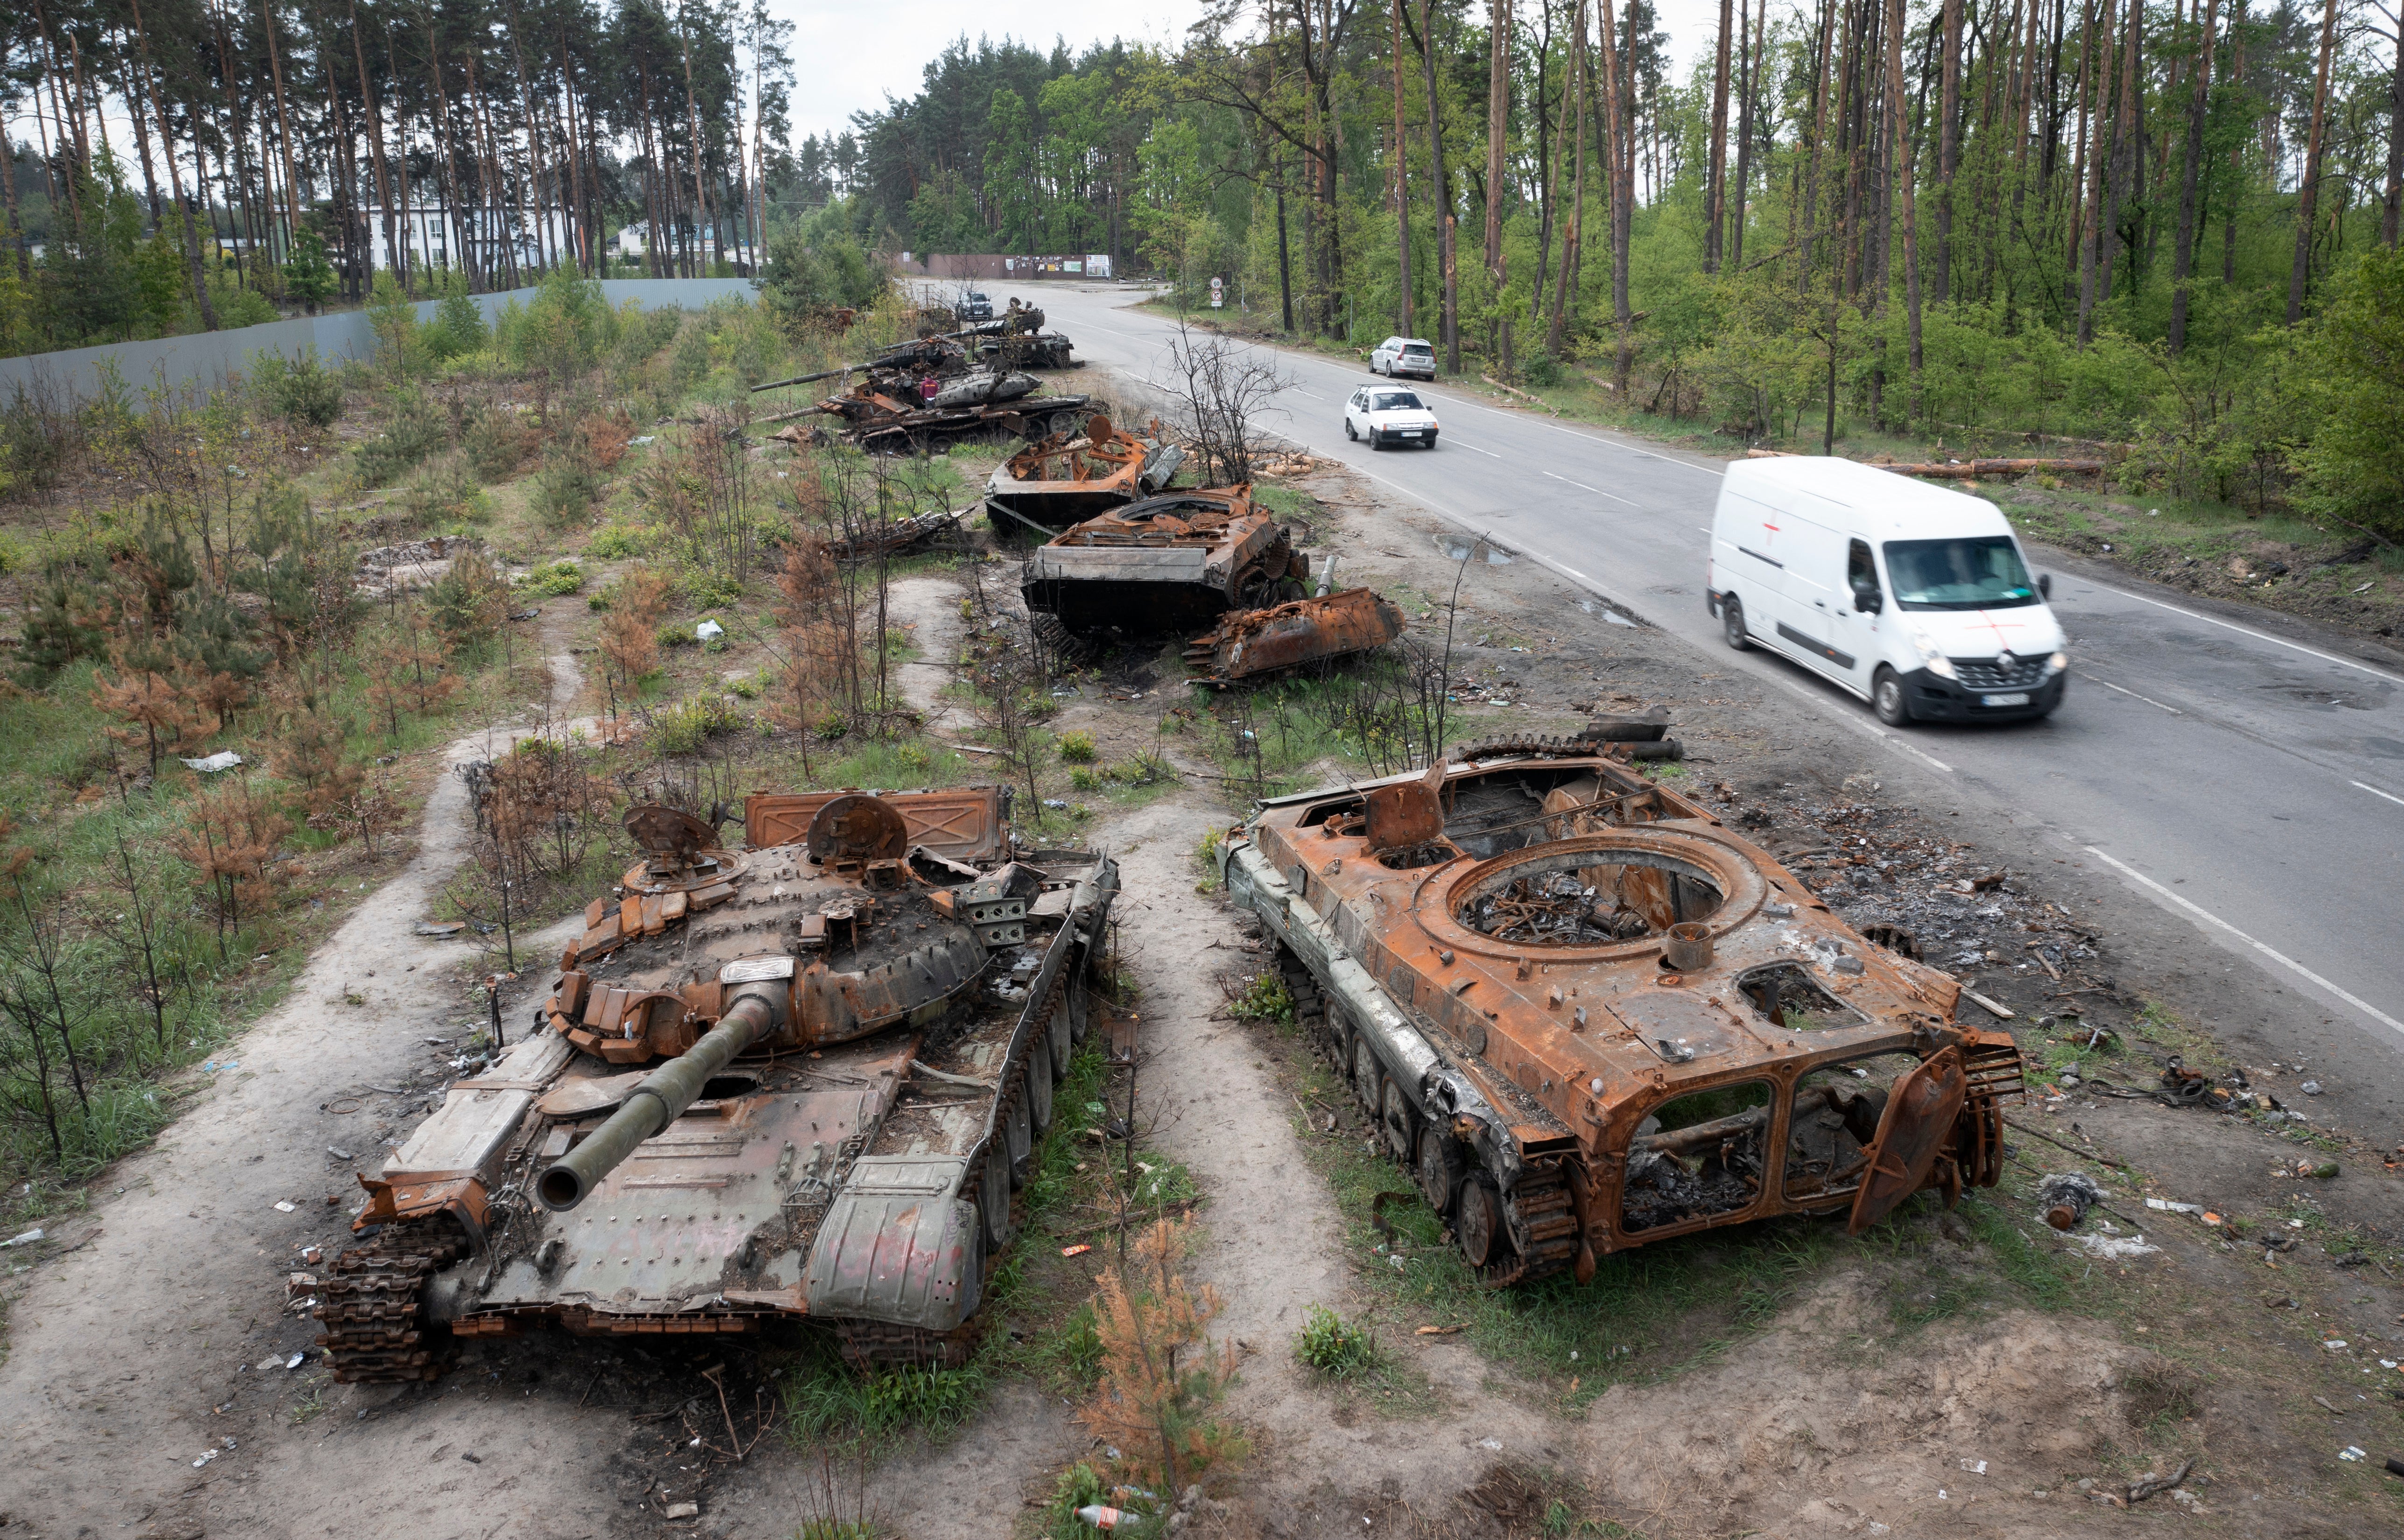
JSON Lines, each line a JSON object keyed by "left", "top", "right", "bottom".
{"left": 1443, "top": 732, "right": 1607, "bottom": 763}
{"left": 314, "top": 1216, "right": 468, "bottom": 1384}
{"left": 1274, "top": 945, "right": 1576, "bottom": 1287}
{"left": 1028, "top": 612, "right": 1096, "bottom": 672}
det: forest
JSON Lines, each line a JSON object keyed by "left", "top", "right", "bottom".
{"left": 836, "top": 2, "right": 2404, "bottom": 537}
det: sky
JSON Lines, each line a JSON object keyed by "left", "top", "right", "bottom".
{"left": 775, "top": 0, "right": 1723, "bottom": 147}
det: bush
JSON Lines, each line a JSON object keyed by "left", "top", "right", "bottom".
{"left": 462, "top": 408, "right": 534, "bottom": 481}
{"left": 1056, "top": 729, "right": 1097, "bottom": 763}
{"left": 1293, "top": 1305, "right": 1377, "bottom": 1376}
{"left": 587, "top": 521, "right": 648, "bottom": 558}
{"left": 656, "top": 621, "right": 697, "bottom": 649}
{"left": 531, "top": 441, "right": 604, "bottom": 527}
{"left": 352, "top": 389, "right": 448, "bottom": 486}
{"left": 517, "top": 560, "right": 583, "bottom": 596}
{"left": 250, "top": 348, "right": 343, "bottom": 427}
{"left": 399, "top": 450, "right": 488, "bottom": 526}
{"left": 425, "top": 273, "right": 488, "bottom": 361}
{"left": 1069, "top": 765, "right": 1103, "bottom": 792}
{"left": 650, "top": 694, "right": 744, "bottom": 754}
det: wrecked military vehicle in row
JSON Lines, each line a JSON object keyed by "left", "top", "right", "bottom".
{"left": 1018, "top": 486, "right": 1406, "bottom": 681}
{"left": 312, "top": 789, "right": 1118, "bottom": 1380}
{"left": 983, "top": 413, "right": 1187, "bottom": 536}
{"left": 1218, "top": 737, "right": 2023, "bottom": 1281}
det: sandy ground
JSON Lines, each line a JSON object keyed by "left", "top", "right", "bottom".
{"left": 4, "top": 432, "right": 2401, "bottom": 1540}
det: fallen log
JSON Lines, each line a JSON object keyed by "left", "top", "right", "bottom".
{"left": 1741, "top": 449, "right": 2106, "bottom": 478}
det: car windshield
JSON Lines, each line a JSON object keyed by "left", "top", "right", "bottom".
{"left": 1371, "top": 391, "right": 1424, "bottom": 411}
{"left": 1882, "top": 536, "right": 2039, "bottom": 610}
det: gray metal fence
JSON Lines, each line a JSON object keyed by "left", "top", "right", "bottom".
{"left": 0, "top": 277, "right": 759, "bottom": 411}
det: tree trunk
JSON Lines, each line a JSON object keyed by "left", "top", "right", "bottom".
{"left": 1486, "top": 0, "right": 1512, "bottom": 371}
{"left": 2168, "top": 0, "right": 2219, "bottom": 350}
{"left": 1418, "top": 0, "right": 1458, "bottom": 371}
{"left": 1887, "top": 0, "right": 1923, "bottom": 420}
{"left": 349, "top": 0, "right": 397, "bottom": 287}
{"left": 2386, "top": 20, "right": 2403, "bottom": 247}
{"left": 1531, "top": 0, "right": 1560, "bottom": 336}
{"left": 1731, "top": 0, "right": 1762, "bottom": 270}
{"left": 2077, "top": 0, "right": 2115, "bottom": 340}
{"left": 1800, "top": 0, "right": 1834, "bottom": 291}
{"left": 260, "top": 0, "right": 305, "bottom": 261}
{"left": 1705, "top": 0, "right": 1733, "bottom": 272}
{"left": 129, "top": 0, "right": 219, "bottom": 329}
{"left": 679, "top": 6, "right": 714, "bottom": 274}
{"left": 2097, "top": 0, "right": 2139, "bottom": 307}
{"left": 1391, "top": 0, "right": 1414, "bottom": 336}
{"left": 1549, "top": 0, "right": 1588, "bottom": 356}
{"left": 1601, "top": 0, "right": 1633, "bottom": 391}
{"left": 2286, "top": 0, "right": 2338, "bottom": 322}
{"left": 2224, "top": 0, "right": 2244, "bottom": 281}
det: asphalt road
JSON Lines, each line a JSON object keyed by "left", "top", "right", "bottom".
{"left": 1001, "top": 283, "right": 2404, "bottom": 1076}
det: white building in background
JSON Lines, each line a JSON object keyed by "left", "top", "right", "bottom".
{"left": 354, "top": 204, "right": 581, "bottom": 275}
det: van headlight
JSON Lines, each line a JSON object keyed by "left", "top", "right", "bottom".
{"left": 2045, "top": 650, "right": 2069, "bottom": 675}
{"left": 1909, "top": 630, "right": 1957, "bottom": 680}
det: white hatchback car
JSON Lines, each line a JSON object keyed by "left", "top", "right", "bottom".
{"left": 1343, "top": 384, "right": 1440, "bottom": 449}
{"left": 1370, "top": 336, "right": 1437, "bottom": 379}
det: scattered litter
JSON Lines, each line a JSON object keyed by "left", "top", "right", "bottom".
{"left": 2067, "top": 1231, "right": 2157, "bottom": 1260}
{"left": 181, "top": 750, "right": 244, "bottom": 773}
{"left": 2123, "top": 1459, "right": 2196, "bottom": 1505}
{"left": 1959, "top": 1458, "right": 1988, "bottom": 1475}
{"left": 662, "top": 1500, "right": 699, "bottom": 1519}
{"left": 2035, "top": 1172, "right": 2105, "bottom": 1230}
{"left": 2301, "top": 1080, "right": 2323, "bottom": 1095}
{"left": 631, "top": 435, "right": 655, "bottom": 445}
{"left": 327, "top": 1147, "right": 352, "bottom": 1161}
{"left": 0, "top": 1227, "right": 43, "bottom": 1248}
{"left": 301, "top": 1246, "right": 323, "bottom": 1264}
{"left": 2340, "top": 1446, "right": 2367, "bottom": 1462}
{"left": 2324, "top": 1339, "right": 2350, "bottom": 1352}
{"left": 191, "top": 1449, "right": 218, "bottom": 1468}
{"left": 694, "top": 620, "right": 725, "bottom": 642}
{"left": 413, "top": 920, "right": 466, "bottom": 938}
{"left": 286, "top": 1351, "right": 306, "bottom": 1369}
{"left": 1074, "top": 1505, "right": 1128, "bottom": 1531}
{"left": 201, "top": 1060, "right": 239, "bottom": 1072}
{"left": 2144, "top": 1197, "right": 2203, "bottom": 1214}
{"left": 1060, "top": 1244, "right": 1092, "bottom": 1258}
{"left": 1415, "top": 1324, "right": 1465, "bottom": 1336}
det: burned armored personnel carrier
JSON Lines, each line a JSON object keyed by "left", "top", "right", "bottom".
{"left": 1020, "top": 486, "right": 1311, "bottom": 635}
{"left": 984, "top": 413, "right": 1187, "bottom": 536}
{"left": 1219, "top": 740, "right": 2021, "bottom": 1281}
{"left": 313, "top": 788, "right": 1117, "bottom": 1380}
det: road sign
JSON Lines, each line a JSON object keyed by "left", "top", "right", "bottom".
{"left": 1209, "top": 276, "right": 1224, "bottom": 309}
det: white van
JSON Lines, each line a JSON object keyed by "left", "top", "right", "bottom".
{"left": 1706, "top": 456, "right": 2067, "bottom": 726}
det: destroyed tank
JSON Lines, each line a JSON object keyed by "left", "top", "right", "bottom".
{"left": 312, "top": 788, "right": 1118, "bottom": 1381}
{"left": 1218, "top": 737, "right": 2023, "bottom": 1282}
{"left": 1019, "top": 486, "right": 1310, "bottom": 634}
{"left": 984, "top": 413, "right": 1187, "bottom": 537}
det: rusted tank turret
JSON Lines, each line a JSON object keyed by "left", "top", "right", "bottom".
{"left": 1219, "top": 739, "right": 2022, "bottom": 1282}
{"left": 1182, "top": 586, "right": 1407, "bottom": 684}
{"left": 310, "top": 789, "right": 1118, "bottom": 1380}
{"left": 1019, "top": 487, "right": 1312, "bottom": 635}
{"left": 984, "top": 414, "right": 1186, "bottom": 536}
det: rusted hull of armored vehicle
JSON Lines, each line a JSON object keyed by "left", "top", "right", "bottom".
{"left": 984, "top": 414, "right": 1185, "bottom": 535}
{"left": 1183, "top": 586, "right": 1407, "bottom": 684}
{"left": 1020, "top": 487, "right": 1311, "bottom": 635}
{"left": 1218, "top": 740, "right": 2021, "bottom": 1284}
{"left": 309, "top": 788, "right": 1118, "bottom": 1381}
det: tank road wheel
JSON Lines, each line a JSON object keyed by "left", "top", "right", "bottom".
{"left": 1379, "top": 1077, "right": 1416, "bottom": 1165}
{"left": 1004, "top": 1090, "right": 1033, "bottom": 1188}
{"left": 1047, "top": 980, "right": 1074, "bottom": 1077}
{"left": 1025, "top": 1036, "right": 1055, "bottom": 1132}
{"left": 1456, "top": 1175, "right": 1509, "bottom": 1270}
{"left": 1351, "top": 1038, "right": 1383, "bottom": 1113}
{"left": 1415, "top": 1132, "right": 1464, "bottom": 1220}
{"left": 1065, "top": 973, "right": 1091, "bottom": 1047}
{"left": 978, "top": 1141, "right": 1014, "bottom": 1249}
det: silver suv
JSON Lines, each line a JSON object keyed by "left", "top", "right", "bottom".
{"left": 1370, "top": 336, "right": 1436, "bottom": 379}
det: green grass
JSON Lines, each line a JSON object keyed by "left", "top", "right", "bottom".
{"left": 1271, "top": 1031, "right": 2095, "bottom": 1407}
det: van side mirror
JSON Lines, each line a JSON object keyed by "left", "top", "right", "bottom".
{"left": 2038, "top": 574, "right": 2053, "bottom": 600}
{"left": 1854, "top": 588, "right": 1882, "bottom": 614}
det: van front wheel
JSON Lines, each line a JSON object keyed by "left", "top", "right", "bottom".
{"left": 1872, "top": 666, "right": 1912, "bottom": 727}
{"left": 1721, "top": 597, "right": 1749, "bottom": 651}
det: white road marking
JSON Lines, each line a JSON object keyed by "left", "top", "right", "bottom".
{"left": 1292, "top": 388, "right": 1327, "bottom": 401}
{"left": 1453, "top": 441, "right": 1504, "bottom": 458}
{"left": 2081, "top": 844, "right": 2404, "bottom": 1043}
{"left": 2070, "top": 580, "right": 2402, "bottom": 681}
{"left": 2353, "top": 779, "right": 2404, "bottom": 809}
{"left": 2076, "top": 671, "right": 2181, "bottom": 714}
{"left": 1761, "top": 675, "right": 1956, "bottom": 774}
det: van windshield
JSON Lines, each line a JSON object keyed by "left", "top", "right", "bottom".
{"left": 1882, "top": 537, "right": 2039, "bottom": 610}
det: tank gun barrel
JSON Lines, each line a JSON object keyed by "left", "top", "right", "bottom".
{"left": 535, "top": 991, "right": 777, "bottom": 1211}
{"left": 751, "top": 365, "right": 854, "bottom": 393}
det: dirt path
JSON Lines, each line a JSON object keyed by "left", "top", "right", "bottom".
{"left": 0, "top": 601, "right": 623, "bottom": 1540}
{"left": 883, "top": 573, "right": 972, "bottom": 734}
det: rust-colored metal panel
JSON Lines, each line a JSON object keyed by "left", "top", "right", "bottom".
{"left": 1848, "top": 1048, "right": 1969, "bottom": 1233}
{"left": 745, "top": 786, "right": 1004, "bottom": 861}
{"left": 1185, "top": 587, "right": 1406, "bottom": 683}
